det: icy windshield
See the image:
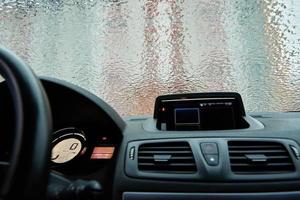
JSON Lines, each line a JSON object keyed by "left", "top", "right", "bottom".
{"left": 1, "top": 0, "right": 300, "bottom": 115}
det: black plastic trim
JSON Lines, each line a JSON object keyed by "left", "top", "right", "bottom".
{"left": 39, "top": 77, "right": 126, "bottom": 132}
{"left": 143, "top": 114, "right": 264, "bottom": 132}
{"left": 123, "top": 191, "right": 300, "bottom": 200}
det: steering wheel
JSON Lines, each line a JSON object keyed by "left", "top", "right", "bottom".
{"left": 0, "top": 47, "right": 52, "bottom": 200}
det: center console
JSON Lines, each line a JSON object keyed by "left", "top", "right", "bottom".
{"left": 113, "top": 92, "right": 300, "bottom": 200}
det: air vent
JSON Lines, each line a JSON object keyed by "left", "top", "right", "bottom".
{"left": 228, "top": 141, "right": 295, "bottom": 174}
{"left": 138, "top": 142, "right": 196, "bottom": 173}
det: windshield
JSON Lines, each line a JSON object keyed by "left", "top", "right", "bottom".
{"left": 1, "top": 0, "right": 300, "bottom": 115}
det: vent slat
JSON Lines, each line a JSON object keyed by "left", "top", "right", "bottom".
{"left": 139, "top": 163, "right": 196, "bottom": 167}
{"left": 231, "top": 163, "right": 293, "bottom": 167}
{"left": 139, "top": 146, "right": 190, "bottom": 150}
{"left": 139, "top": 156, "right": 194, "bottom": 160}
{"left": 138, "top": 142, "right": 196, "bottom": 173}
{"left": 228, "top": 141, "right": 295, "bottom": 174}
{"left": 229, "top": 149, "right": 286, "bottom": 153}
{"left": 230, "top": 155, "right": 290, "bottom": 160}
{"left": 138, "top": 150, "right": 192, "bottom": 154}
{"left": 229, "top": 145, "right": 282, "bottom": 149}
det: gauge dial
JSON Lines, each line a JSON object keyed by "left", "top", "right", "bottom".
{"left": 51, "top": 127, "right": 86, "bottom": 164}
{"left": 51, "top": 138, "right": 83, "bottom": 164}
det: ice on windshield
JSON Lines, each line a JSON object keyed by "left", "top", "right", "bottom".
{"left": 0, "top": 0, "right": 300, "bottom": 115}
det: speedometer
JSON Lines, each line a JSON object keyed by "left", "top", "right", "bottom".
{"left": 51, "top": 127, "right": 86, "bottom": 164}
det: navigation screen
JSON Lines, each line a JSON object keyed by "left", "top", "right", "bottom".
{"left": 175, "top": 108, "right": 200, "bottom": 125}
{"left": 155, "top": 93, "right": 249, "bottom": 131}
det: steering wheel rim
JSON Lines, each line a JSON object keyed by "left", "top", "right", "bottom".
{"left": 0, "top": 47, "right": 52, "bottom": 199}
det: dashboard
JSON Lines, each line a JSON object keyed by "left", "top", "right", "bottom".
{"left": 2, "top": 77, "right": 300, "bottom": 200}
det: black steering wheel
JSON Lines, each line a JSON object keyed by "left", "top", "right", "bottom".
{"left": 0, "top": 47, "right": 52, "bottom": 200}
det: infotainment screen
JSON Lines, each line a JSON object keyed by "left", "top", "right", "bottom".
{"left": 174, "top": 108, "right": 200, "bottom": 125}
{"left": 154, "top": 93, "right": 249, "bottom": 131}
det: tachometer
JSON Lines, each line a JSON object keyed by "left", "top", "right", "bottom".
{"left": 51, "top": 127, "right": 86, "bottom": 164}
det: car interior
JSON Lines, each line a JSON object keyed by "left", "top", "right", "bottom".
{"left": 1, "top": 45, "right": 300, "bottom": 200}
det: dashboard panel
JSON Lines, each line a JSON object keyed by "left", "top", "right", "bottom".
{"left": 35, "top": 82, "right": 300, "bottom": 200}
{"left": 3, "top": 77, "right": 300, "bottom": 200}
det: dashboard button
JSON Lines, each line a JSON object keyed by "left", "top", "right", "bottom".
{"left": 201, "top": 143, "right": 218, "bottom": 154}
{"left": 205, "top": 155, "right": 219, "bottom": 166}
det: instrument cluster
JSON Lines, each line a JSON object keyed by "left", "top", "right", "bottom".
{"left": 50, "top": 126, "right": 118, "bottom": 175}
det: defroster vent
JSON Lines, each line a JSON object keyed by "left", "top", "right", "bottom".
{"left": 138, "top": 142, "right": 196, "bottom": 173}
{"left": 228, "top": 141, "right": 295, "bottom": 174}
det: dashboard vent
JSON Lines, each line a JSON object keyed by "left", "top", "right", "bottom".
{"left": 138, "top": 142, "right": 196, "bottom": 173}
{"left": 228, "top": 141, "right": 295, "bottom": 174}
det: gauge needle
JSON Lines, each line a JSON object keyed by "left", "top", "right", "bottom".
{"left": 52, "top": 154, "right": 59, "bottom": 160}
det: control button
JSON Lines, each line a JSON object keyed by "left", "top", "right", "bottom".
{"left": 129, "top": 147, "right": 135, "bottom": 160}
{"left": 290, "top": 145, "right": 300, "bottom": 159}
{"left": 201, "top": 143, "right": 218, "bottom": 155}
{"left": 205, "top": 155, "right": 219, "bottom": 166}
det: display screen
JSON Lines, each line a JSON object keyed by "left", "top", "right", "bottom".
{"left": 90, "top": 146, "right": 115, "bottom": 159}
{"left": 157, "top": 97, "right": 245, "bottom": 130}
{"left": 174, "top": 108, "right": 200, "bottom": 125}
{"left": 200, "top": 106, "right": 235, "bottom": 130}
{"left": 155, "top": 93, "right": 249, "bottom": 131}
